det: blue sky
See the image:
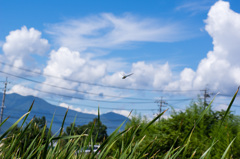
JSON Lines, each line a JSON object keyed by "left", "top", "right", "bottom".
{"left": 1, "top": 0, "right": 240, "bottom": 118}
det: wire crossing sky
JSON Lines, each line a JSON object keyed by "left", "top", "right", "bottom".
{"left": 1, "top": 0, "right": 240, "bottom": 117}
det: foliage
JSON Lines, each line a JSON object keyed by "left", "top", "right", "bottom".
{"left": 0, "top": 87, "right": 239, "bottom": 158}
{"left": 65, "top": 118, "right": 108, "bottom": 143}
{"left": 121, "top": 88, "right": 240, "bottom": 158}
{"left": 1, "top": 116, "right": 50, "bottom": 156}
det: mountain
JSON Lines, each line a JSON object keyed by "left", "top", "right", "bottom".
{"left": 0, "top": 93, "right": 129, "bottom": 135}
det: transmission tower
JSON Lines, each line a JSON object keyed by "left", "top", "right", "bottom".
{"left": 155, "top": 97, "right": 168, "bottom": 114}
{"left": 202, "top": 88, "right": 210, "bottom": 109}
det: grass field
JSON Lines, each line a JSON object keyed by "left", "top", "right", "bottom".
{"left": 0, "top": 86, "right": 239, "bottom": 158}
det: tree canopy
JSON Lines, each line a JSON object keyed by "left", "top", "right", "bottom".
{"left": 121, "top": 99, "right": 240, "bottom": 158}
{"left": 66, "top": 118, "right": 108, "bottom": 143}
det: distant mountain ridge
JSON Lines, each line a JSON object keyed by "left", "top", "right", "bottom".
{"left": 0, "top": 93, "right": 129, "bottom": 134}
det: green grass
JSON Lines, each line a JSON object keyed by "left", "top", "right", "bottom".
{"left": 0, "top": 86, "right": 239, "bottom": 158}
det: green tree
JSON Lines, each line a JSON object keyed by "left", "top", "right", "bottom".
{"left": 66, "top": 118, "right": 108, "bottom": 143}
{"left": 121, "top": 98, "right": 240, "bottom": 158}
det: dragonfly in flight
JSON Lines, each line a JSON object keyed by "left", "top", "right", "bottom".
{"left": 121, "top": 73, "right": 134, "bottom": 79}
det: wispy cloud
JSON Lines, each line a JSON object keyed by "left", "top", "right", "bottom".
{"left": 46, "top": 13, "right": 188, "bottom": 51}
{"left": 176, "top": 0, "right": 216, "bottom": 14}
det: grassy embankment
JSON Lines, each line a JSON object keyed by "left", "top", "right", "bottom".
{"left": 0, "top": 87, "right": 239, "bottom": 158}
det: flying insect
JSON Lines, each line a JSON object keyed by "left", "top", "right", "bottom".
{"left": 121, "top": 73, "right": 134, "bottom": 79}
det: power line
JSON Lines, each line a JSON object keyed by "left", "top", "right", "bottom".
{"left": 3, "top": 109, "right": 129, "bottom": 122}
{"left": 0, "top": 61, "right": 202, "bottom": 92}
{"left": 0, "top": 70, "right": 154, "bottom": 101}
{"left": 3, "top": 93, "right": 159, "bottom": 111}
{"left": 16, "top": 87, "right": 154, "bottom": 104}
{"left": 31, "top": 86, "right": 196, "bottom": 103}
{"left": 2, "top": 71, "right": 195, "bottom": 102}
{"left": 7, "top": 79, "right": 197, "bottom": 103}
{"left": 5, "top": 80, "right": 196, "bottom": 104}
{"left": 40, "top": 97, "right": 159, "bottom": 111}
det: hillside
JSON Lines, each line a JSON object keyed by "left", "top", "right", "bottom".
{"left": 0, "top": 93, "right": 129, "bottom": 134}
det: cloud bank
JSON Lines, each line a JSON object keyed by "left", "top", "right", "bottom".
{"left": 167, "top": 1, "right": 240, "bottom": 94}
{"left": 3, "top": 1, "right": 240, "bottom": 115}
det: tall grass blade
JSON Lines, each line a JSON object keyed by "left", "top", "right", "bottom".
{"left": 98, "top": 105, "right": 100, "bottom": 126}
{"left": 21, "top": 100, "right": 34, "bottom": 128}
{"left": 219, "top": 87, "right": 239, "bottom": 131}
{"left": 83, "top": 119, "right": 95, "bottom": 149}
{"left": 221, "top": 137, "right": 236, "bottom": 159}
{"left": 170, "top": 145, "right": 186, "bottom": 159}
{"left": 5, "top": 136, "right": 18, "bottom": 158}
{"left": 52, "top": 134, "right": 87, "bottom": 140}
{"left": 38, "top": 123, "right": 47, "bottom": 145}
{"left": 189, "top": 149, "right": 197, "bottom": 159}
{"left": 0, "top": 116, "right": 9, "bottom": 128}
{"left": 0, "top": 112, "right": 29, "bottom": 141}
{"left": 136, "top": 137, "right": 157, "bottom": 159}
{"left": 164, "top": 146, "right": 180, "bottom": 159}
{"left": 43, "top": 112, "right": 55, "bottom": 158}
{"left": 59, "top": 108, "right": 68, "bottom": 136}
{"left": 182, "top": 93, "right": 218, "bottom": 144}
{"left": 207, "top": 87, "right": 239, "bottom": 158}
{"left": 164, "top": 136, "right": 179, "bottom": 159}
{"left": 182, "top": 125, "right": 195, "bottom": 158}
{"left": 4, "top": 117, "right": 36, "bottom": 157}
{"left": 70, "top": 115, "right": 77, "bottom": 136}
{"left": 91, "top": 118, "right": 127, "bottom": 158}
{"left": 141, "top": 109, "right": 168, "bottom": 133}
{"left": 199, "top": 140, "right": 218, "bottom": 159}
{"left": 21, "top": 134, "right": 40, "bottom": 158}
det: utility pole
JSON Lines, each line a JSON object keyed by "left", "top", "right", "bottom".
{"left": 155, "top": 97, "right": 168, "bottom": 114}
{"left": 0, "top": 77, "right": 8, "bottom": 126}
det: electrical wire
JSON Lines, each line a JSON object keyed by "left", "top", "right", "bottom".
{"left": 0, "top": 61, "right": 202, "bottom": 92}
{"left": 4, "top": 80, "right": 196, "bottom": 104}
{"left": 41, "top": 97, "right": 159, "bottom": 111}
{"left": 0, "top": 70, "right": 156, "bottom": 101}
{"left": 4, "top": 109, "right": 130, "bottom": 122}
{"left": 18, "top": 87, "right": 155, "bottom": 104}
{"left": 0, "top": 70, "right": 201, "bottom": 102}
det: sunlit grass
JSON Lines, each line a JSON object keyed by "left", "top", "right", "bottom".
{"left": 0, "top": 87, "right": 239, "bottom": 158}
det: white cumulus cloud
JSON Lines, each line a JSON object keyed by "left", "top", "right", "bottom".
{"left": 42, "top": 47, "right": 107, "bottom": 95}
{"left": 167, "top": 1, "right": 240, "bottom": 94}
{"left": 8, "top": 84, "right": 39, "bottom": 97}
{"left": 1, "top": 26, "right": 50, "bottom": 74}
{"left": 102, "top": 61, "right": 172, "bottom": 89}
